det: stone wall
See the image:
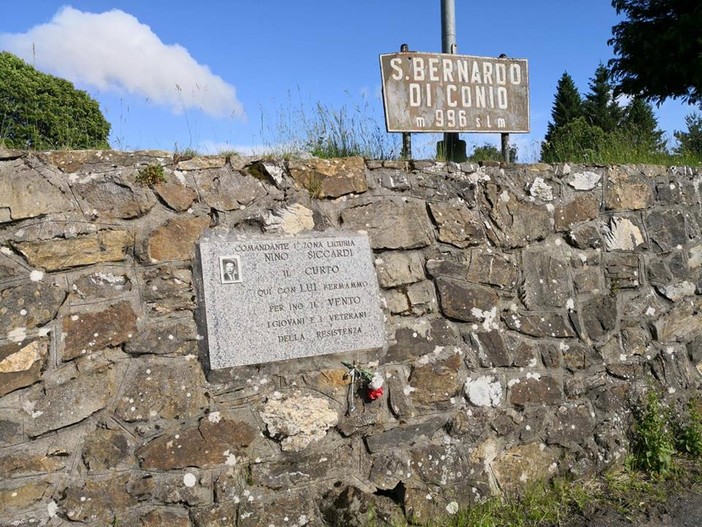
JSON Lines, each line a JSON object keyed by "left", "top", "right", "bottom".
{"left": 1, "top": 148, "right": 701, "bottom": 526}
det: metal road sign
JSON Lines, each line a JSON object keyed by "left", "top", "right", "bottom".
{"left": 380, "top": 52, "right": 530, "bottom": 134}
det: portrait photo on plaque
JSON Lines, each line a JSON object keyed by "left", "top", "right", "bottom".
{"left": 219, "top": 255, "right": 242, "bottom": 284}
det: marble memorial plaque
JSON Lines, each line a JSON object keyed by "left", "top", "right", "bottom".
{"left": 198, "top": 232, "right": 386, "bottom": 368}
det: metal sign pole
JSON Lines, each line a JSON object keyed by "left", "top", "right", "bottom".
{"left": 400, "top": 44, "right": 412, "bottom": 160}
{"left": 438, "top": 0, "right": 467, "bottom": 162}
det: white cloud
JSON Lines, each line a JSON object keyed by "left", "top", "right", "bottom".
{"left": 0, "top": 6, "right": 244, "bottom": 119}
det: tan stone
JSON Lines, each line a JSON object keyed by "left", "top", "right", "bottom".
{"left": 15, "top": 230, "right": 132, "bottom": 270}
{"left": 0, "top": 159, "right": 73, "bottom": 221}
{"left": 260, "top": 391, "right": 339, "bottom": 452}
{"left": 146, "top": 215, "right": 210, "bottom": 262}
{"left": 175, "top": 155, "right": 226, "bottom": 170}
{"left": 492, "top": 442, "right": 559, "bottom": 492}
{"left": 409, "top": 354, "right": 462, "bottom": 407}
{"left": 0, "top": 480, "right": 51, "bottom": 512}
{"left": 153, "top": 180, "right": 198, "bottom": 212}
{"left": 194, "top": 168, "right": 266, "bottom": 210}
{"left": 64, "top": 474, "right": 136, "bottom": 524}
{"left": 605, "top": 167, "right": 652, "bottom": 210}
{"left": 0, "top": 339, "right": 48, "bottom": 397}
{"left": 62, "top": 302, "right": 138, "bottom": 361}
{"left": 288, "top": 156, "right": 368, "bottom": 198}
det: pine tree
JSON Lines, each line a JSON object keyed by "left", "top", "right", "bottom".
{"left": 674, "top": 113, "right": 702, "bottom": 157}
{"left": 544, "top": 72, "right": 583, "bottom": 143}
{"left": 620, "top": 97, "right": 665, "bottom": 152}
{"left": 541, "top": 72, "right": 584, "bottom": 161}
{"left": 583, "top": 64, "right": 622, "bottom": 133}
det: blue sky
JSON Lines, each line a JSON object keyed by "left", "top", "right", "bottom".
{"left": 0, "top": 1, "right": 696, "bottom": 161}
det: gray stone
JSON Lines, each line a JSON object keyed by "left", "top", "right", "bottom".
{"left": 374, "top": 251, "right": 425, "bottom": 288}
{"left": 25, "top": 361, "right": 121, "bottom": 437}
{"left": 0, "top": 159, "right": 74, "bottom": 221}
{"left": 466, "top": 250, "right": 518, "bottom": 289}
{"left": 72, "top": 175, "right": 157, "bottom": 219}
{"left": 198, "top": 232, "right": 385, "bottom": 368}
{"left": 409, "top": 354, "right": 462, "bottom": 409}
{"left": 341, "top": 199, "right": 434, "bottom": 250}
{"left": 554, "top": 194, "right": 600, "bottom": 232}
{"left": 521, "top": 251, "right": 571, "bottom": 309}
{"left": 484, "top": 185, "right": 551, "bottom": 248}
{"left": 114, "top": 358, "right": 208, "bottom": 422}
{"left": 509, "top": 375, "right": 563, "bottom": 407}
{"left": 137, "top": 413, "right": 257, "bottom": 470}
{"left": 364, "top": 416, "right": 448, "bottom": 453}
{"left": 428, "top": 201, "right": 486, "bottom": 248}
{"left": 1, "top": 281, "right": 66, "bottom": 333}
{"left": 194, "top": 168, "right": 267, "bottom": 210}
{"left": 467, "top": 331, "right": 511, "bottom": 367}
{"left": 580, "top": 294, "right": 618, "bottom": 342}
{"left": 252, "top": 445, "right": 354, "bottom": 489}
{"left": 63, "top": 474, "right": 136, "bottom": 524}
{"left": 140, "top": 267, "right": 195, "bottom": 315}
{"left": 436, "top": 277, "right": 499, "bottom": 325}
{"left": 567, "top": 224, "right": 603, "bottom": 250}
{"left": 384, "top": 318, "right": 459, "bottom": 363}
{"left": 604, "top": 253, "right": 640, "bottom": 289}
{"left": 124, "top": 318, "right": 198, "bottom": 356}
{"left": 406, "top": 280, "right": 438, "bottom": 315}
{"left": 126, "top": 471, "right": 211, "bottom": 507}
{"left": 503, "top": 311, "right": 575, "bottom": 338}
{"left": 82, "top": 425, "right": 135, "bottom": 471}
{"left": 567, "top": 170, "right": 601, "bottom": 190}
{"left": 288, "top": 156, "right": 368, "bottom": 198}
{"left": 69, "top": 269, "right": 132, "bottom": 303}
{"left": 492, "top": 442, "right": 559, "bottom": 492}
{"left": 646, "top": 209, "right": 689, "bottom": 253}
{"left": 654, "top": 297, "right": 702, "bottom": 342}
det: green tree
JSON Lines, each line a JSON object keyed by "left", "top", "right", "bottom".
{"left": 541, "top": 72, "right": 584, "bottom": 161}
{"left": 0, "top": 52, "right": 110, "bottom": 150}
{"left": 542, "top": 117, "right": 607, "bottom": 163}
{"left": 469, "top": 143, "right": 517, "bottom": 163}
{"left": 609, "top": 0, "right": 702, "bottom": 105}
{"left": 620, "top": 96, "right": 666, "bottom": 151}
{"left": 583, "top": 64, "right": 622, "bottom": 133}
{"left": 674, "top": 113, "right": 702, "bottom": 157}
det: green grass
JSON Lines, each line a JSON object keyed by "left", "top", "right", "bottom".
{"left": 135, "top": 163, "right": 166, "bottom": 186}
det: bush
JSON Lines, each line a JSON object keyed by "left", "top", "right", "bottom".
{"left": 629, "top": 390, "right": 676, "bottom": 475}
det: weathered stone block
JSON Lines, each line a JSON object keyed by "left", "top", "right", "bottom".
{"left": 82, "top": 426, "right": 135, "bottom": 471}
{"left": 127, "top": 471, "right": 210, "bottom": 507}
{"left": 509, "top": 374, "right": 563, "bottom": 407}
{"left": 145, "top": 215, "right": 210, "bottom": 262}
{"left": 385, "top": 319, "right": 459, "bottom": 363}
{"left": 140, "top": 267, "right": 194, "bottom": 315}
{"left": 436, "top": 277, "right": 499, "bottom": 324}
{"left": 72, "top": 175, "right": 157, "bottom": 219}
{"left": 580, "top": 294, "right": 618, "bottom": 343}
{"left": 62, "top": 301, "right": 138, "bottom": 361}
{"left": 554, "top": 194, "right": 600, "bottom": 231}
{"left": 115, "top": 358, "right": 208, "bottom": 422}
{"left": 260, "top": 390, "right": 338, "bottom": 452}
{"left": 0, "top": 339, "right": 49, "bottom": 397}
{"left": 364, "top": 416, "right": 448, "bottom": 453}
{"left": 484, "top": 185, "right": 551, "bottom": 248}
{"left": 467, "top": 331, "right": 511, "bottom": 367}
{"left": 140, "top": 508, "right": 192, "bottom": 527}
{"left": 646, "top": 209, "right": 689, "bottom": 253}
{"left": 288, "top": 156, "right": 368, "bottom": 198}
{"left": 0, "top": 159, "right": 74, "bottom": 221}
{"left": 503, "top": 311, "right": 575, "bottom": 338}
{"left": 1, "top": 281, "right": 66, "bottom": 331}
{"left": 604, "top": 253, "right": 640, "bottom": 289}
{"left": 63, "top": 474, "right": 136, "bottom": 524}
{"left": 409, "top": 354, "right": 462, "bottom": 408}
{"left": 605, "top": 167, "right": 652, "bottom": 210}
{"left": 153, "top": 179, "right": 198, "bottom": 212}
{"left": 654, "top": 297, "right": 702, "bottom": 343}
{"left": 15, "top": 230, "right": 132, "bottom": 271}
{"left": 492, "top": 442, "right": 559, "bottom": 492}
{"left": 375, "top": 251, "right": 425, "bottom": 288}
{"left": 521, "top": 251, "right": 572, "bottom": 309}
{"left": 137, "top": 414, "right": 257, "bottom": 470}
{"left": 406, "top": 280, "right": 438, "bottom": 315}
{"left": 466, "top": 250, "right": 518, "bottom": 289}
{"left": 25, "top": 362, "right": 121, "bottom": 437}
{"left": 464, "top": 375, "right": 503, "bottom": 407}
{"left": 69, "top": 269, "right": 132, "bottom": 303}
{"left": 194, "top": 168, "right": 266, "bottom": 210}
{"left": 603, "top": 216, "right": 645, "bottom": 251}
{"left": 546, "top": 404, "right": 595, "bottom": 446}
{"left": 124, "top": 318, "right": 198, "bottom": 356}
{"left": 341, "top": 199, "right": 433, "bottom": 250}
{"left": 428, "top": 201, "right": 486, "bottom": 248}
